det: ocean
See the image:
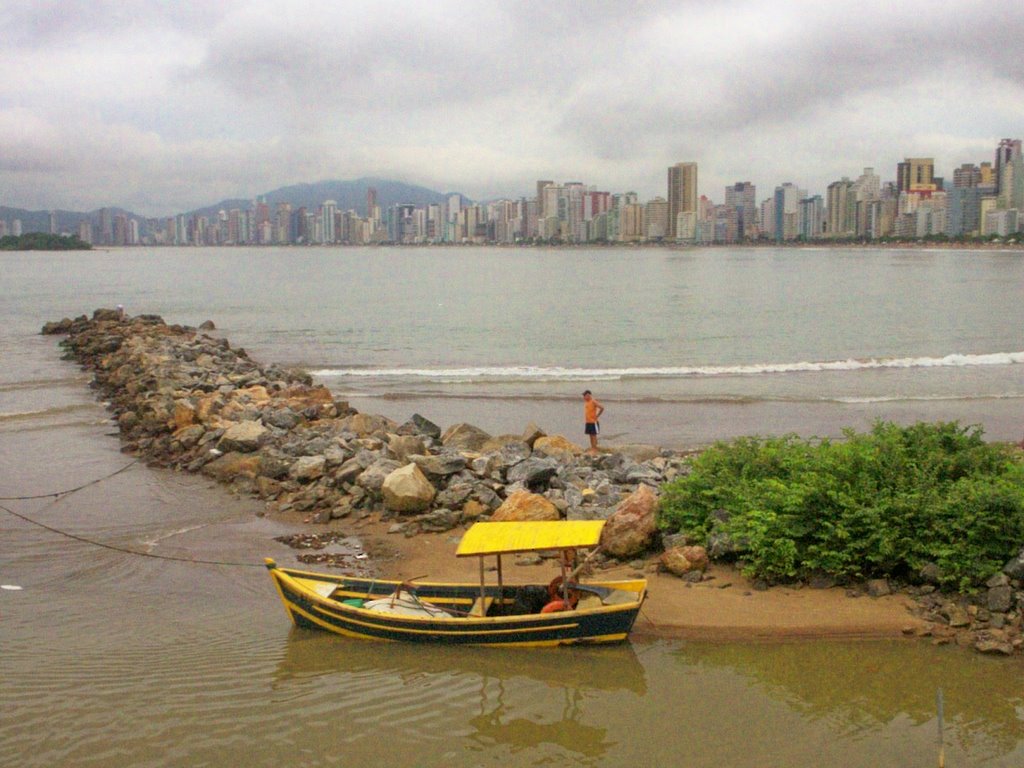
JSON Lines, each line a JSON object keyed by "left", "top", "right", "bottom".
{"left": 3, "top": 245, "right": 1023, "bottom": 447}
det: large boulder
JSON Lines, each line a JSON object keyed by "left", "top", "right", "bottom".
{"left": 532, "top": 435, "right": 580, "bottom": 460}
{"left": 217, "top": 420, "right": 268, "bottom": 453}
{"left": 491, "top": 490, "right": 560, "bottom": 522}
{"left": 382, "top": 463, "right": 436, "bottom": 513}
{"left": 601, "top": 484, "right": 658, "bottom": 559}
{"left": 441, "top": 422, "right": 492, "bottom": 451}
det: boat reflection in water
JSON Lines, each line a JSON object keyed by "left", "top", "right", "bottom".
{"left": 272, "top": 631, "right": 648, "bottom": 761}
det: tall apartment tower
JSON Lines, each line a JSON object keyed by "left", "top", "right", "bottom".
{"left": 896, "top": 158, "right": 935, "bottom": 192}
{"left": 995, "top": 138, "right": 1023, "bottom": 209}
{"left": 724, "top": 181, "right": 756, "bottom": 241}
{"left": 667, "top": 162, "right": 698, "bottom": 239}
{"left": 366, "top": 187, "right": 378, "bottom": 220}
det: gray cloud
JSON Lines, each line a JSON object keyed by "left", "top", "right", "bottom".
{"left": 1, "top": 1, "right": 1023, "bottom": 216}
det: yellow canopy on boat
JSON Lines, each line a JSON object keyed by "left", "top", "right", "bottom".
{"left": 456, "top": 520, "right": 606, "bottom": 557}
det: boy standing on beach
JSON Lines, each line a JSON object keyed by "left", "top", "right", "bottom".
{"left": 582, "top": 390, "right": 604, "bottom": 453}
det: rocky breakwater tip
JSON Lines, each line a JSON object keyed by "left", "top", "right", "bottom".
{"left": 43, "top": 309, "right": 697, "bottom": 571}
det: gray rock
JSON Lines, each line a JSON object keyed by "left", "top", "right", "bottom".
{"left": 986, "top": 572, "right": 1010, "bottom": 589}
{"left": 410, "top": 453, "right": 467, "bottom": 477}
{"left": 506, "top": 457, "right": 559, "bottom": 489}
{"left": 334, "top": 457, "right": 364, "bottom": 485}
{"left": 987, "top": 585, "right": 1013, "bottom": 613}
{"left": 289, "top": 455, "right": 326, "bottom": 482}
{"left": 409, "top": 413, "right": 442, "bottom": 438}
{"left": 356, "top": 459, "right": 402, "bottom": 493}
{"left": 264, "top": 408, "right": 300, "bottom": 430}
{"left": 418, "top": 508, "right": 462, "bottom": 532}
{"left": 1002, "top": 548, "right": 1024, "bottom": 580}
{"left": 807, "top": 573, "right": 837, "bottom": 590}
{"left": 866, "top": 579, "right": 891, "bottom": 597}
{"left": 918, "top": 562, "right": 943, "bottom": 585}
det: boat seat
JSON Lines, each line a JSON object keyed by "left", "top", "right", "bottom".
{"left": 311, "top": 582, "right": 337, "bottom": 598}
{"left": 469, "top": 596, "right": 495, "bottom": 617}
{"left": 575, "top": 594, "right": 604, "bottom": 611}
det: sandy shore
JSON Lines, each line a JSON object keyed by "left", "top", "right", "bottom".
{"left": 311, "top": 513, "right": 927, "bottom": 642}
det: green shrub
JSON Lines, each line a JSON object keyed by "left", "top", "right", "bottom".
{"left": 658, "top": 421, "right": 1024, "bottom": 590}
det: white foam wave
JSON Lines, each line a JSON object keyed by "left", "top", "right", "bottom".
{"left": 312, "top": 351, "right": 1024, "bottom": 381}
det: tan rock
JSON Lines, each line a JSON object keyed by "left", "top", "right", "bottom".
{"left": 532, "top": 435, "right": 581, "bottom": 460}
{"left": 480, "top": 435, "right": 530, "bottom": 454}
{"left": 462, "top": 499, "right": 487, "bottom": 520}
{"left": 339, "top": 412, "right": 398, "bottom": 437}
{"left": 202, "top": 452, "right": 261, "bottom": 481}
{"left": 661, "top": 545, "right": 709, "bottom": 577}
{"left": 382, "top": 463, "right": 436, "bottom": 513}
{"left": 172, "top": 399, "right": 196, "bottom": 430}
{"left": 601, "top": 484, "right": 658, "bottom": 559}
{"left": 491, "top": 490, "right": 560, "bottom": 522}
{"left": 521, "top": 422, "right": 546, "bottom": 448}
{"left": 441, "top": 422, "right": 492, "bottom": 451}
{"left": 388, "top": 434, "right": 428, "bottom": 462}
{"left": 217, "top": 420, "right": 268, "bottom": 453}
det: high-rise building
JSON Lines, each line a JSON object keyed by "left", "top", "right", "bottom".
{"left": 995, "top": 138, "right": 1023, "bottom": 211}
{"left": 366, "top": 188, "right": 378, "bottom": 220}
{"left": 724, "top": 182, "right": 756, "bottom": 242}
{"left": 826, "top": 178, "right": 855, "bottom": 238}
{"left": 897, "top": 158, "right": 935, "bottom": 192}
{"left": 773, "top": 183, "right": 805, "bottom": 242}
{"left": 535, "top": 180, "right": 553, "bottom": 219}
{"left": 667, "top": 162, "right": 698, "bottom": 239}
{"left": 645, "top": 197, "right": 669, "bottom": 240}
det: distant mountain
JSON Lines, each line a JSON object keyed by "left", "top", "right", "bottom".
{"left": 0, "top": 205, "right": 138, "bottom": 235}
{"left": 1, "top": 178, "right": 470, "bottom": 235}
{"left": 188, "top": 178, "right": 469, "bottom": 219}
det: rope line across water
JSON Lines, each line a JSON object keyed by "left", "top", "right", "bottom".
{"left": 0, "top": 460, "right": 264, "bottom": 568}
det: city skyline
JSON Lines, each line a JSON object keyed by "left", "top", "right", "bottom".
{"left": 10, "top": 134, "right": 1019, "bottom": 247}
{"left": 2, "top": 2, "right": 1024, "bottom": 217}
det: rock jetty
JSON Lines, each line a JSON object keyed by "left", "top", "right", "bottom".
{"left": 42, "top": 309, "right": 690, "bottom": 563}
{"left": 42, "top": 309, "right": 1024, "bottom": 655}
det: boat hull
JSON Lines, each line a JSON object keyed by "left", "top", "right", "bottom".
{"left": 267, "top": 564, "right": 645, "bottom": 647}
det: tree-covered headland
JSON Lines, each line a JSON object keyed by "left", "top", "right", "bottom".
{"left": 0, "top": 233, "right": 92, "bottom": 251}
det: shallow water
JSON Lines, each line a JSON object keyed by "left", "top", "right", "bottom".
{"left": 1, "top": 348, "right": 1022, "bottom": 767}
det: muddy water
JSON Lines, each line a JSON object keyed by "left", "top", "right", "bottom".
{"left": 2, "top": 320, "right": 1023, "bottom": 767}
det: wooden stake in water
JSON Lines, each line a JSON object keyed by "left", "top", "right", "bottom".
{"left": 936, "top": 687, "right": 945, "bottom": 768}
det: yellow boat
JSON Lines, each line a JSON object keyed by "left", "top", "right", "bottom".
{"left": 266, "top": 520, "right": 647, "bottom": 647}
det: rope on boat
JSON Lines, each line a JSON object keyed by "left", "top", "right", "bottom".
{"left": 0, "top": 460, "right": 264, "bottom": 568}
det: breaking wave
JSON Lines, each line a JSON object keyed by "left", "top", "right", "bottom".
{"left": 312, "top": 351, "right": 1024, "bottom": 382}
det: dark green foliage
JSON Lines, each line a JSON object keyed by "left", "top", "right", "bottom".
{"left": 659, "top": 422, "right": 1024, "bottom": 589}
{"left": 0, "top": 233, "right": 92, "bottom": 251}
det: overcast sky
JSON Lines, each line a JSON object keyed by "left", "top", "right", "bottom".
{"left": 3, "top": 0, "right": 1023, "bottom": 217}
